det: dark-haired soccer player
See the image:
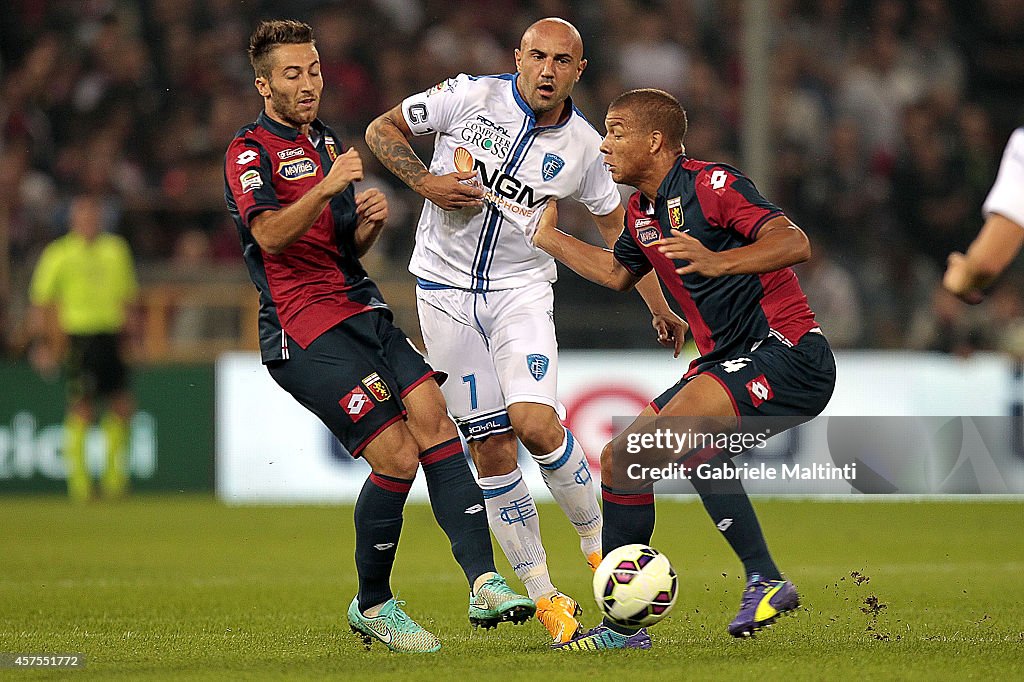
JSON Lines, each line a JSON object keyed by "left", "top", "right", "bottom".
{"left": 224, "top": 19, "right": 532, "bottom": 654}
{"left": 533, "top": 89, "right": 836, "bottom": 650}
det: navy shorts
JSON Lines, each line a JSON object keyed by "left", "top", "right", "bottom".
{"left": 267, "top": 311, "right": 442, "bottom": 457}
{"left": 66, "top": 334, "right": 130, "bottom": 401}
{"left": 652, "top": 331, "right": 836, "bottom": 421}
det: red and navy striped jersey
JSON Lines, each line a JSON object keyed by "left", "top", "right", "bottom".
{"left": 225, "top": 112, "right": 387, "bottom": 363}
{"left": 613, "top": 156, "right": 819, "bottom": 372}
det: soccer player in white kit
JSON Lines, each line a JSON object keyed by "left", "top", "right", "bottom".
{"left": 366, "top": 18, "right": 685, "bottom": 644}
{"left": 944, "top": 127, "right": 1024, "bottom": 302}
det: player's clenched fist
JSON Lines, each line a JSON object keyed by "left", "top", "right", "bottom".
{"left": 356, "top": 188, "right": 388, "bottom": 228}
{"left": 323, "top": 147, "right": 364, "bottom": 195}
{"left": 943, "top": 252, "right": 985, "bottom": 304}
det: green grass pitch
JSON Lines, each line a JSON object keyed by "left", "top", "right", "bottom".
{"left": 2, "top": 496, "right": 1021, "bottom": 680}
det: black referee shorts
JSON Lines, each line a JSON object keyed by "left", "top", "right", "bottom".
{"left": 267, "top": 311, "right": 442, "bottom": 458}
{"left": 66, "top": 333, "right": 130, "bottom": 402}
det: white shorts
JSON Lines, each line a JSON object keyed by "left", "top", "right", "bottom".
{"left": 416, "top": 280, "right": 563, "bottom": 440}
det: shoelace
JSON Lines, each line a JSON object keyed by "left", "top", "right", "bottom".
{"left": 740, "top": 580, "right": 770, "bottom": 608}
{"left": 380, "top": 599, "right": 414, "bottom": 630}
{"left": 483, "top": 577, "right": 514, "bottom": 596}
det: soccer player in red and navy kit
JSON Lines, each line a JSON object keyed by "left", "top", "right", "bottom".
{"left": 533, "top": 89, "right": 836, "bottom": 650}
{"left": 224, "top": 20, "right": 532, "bottom": 654}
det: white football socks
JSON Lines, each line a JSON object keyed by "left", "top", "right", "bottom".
{"left": 532, "top": 429, "right": 603, "bottom": 559}
{"left": 478, "top": 468, "right": 555, "bottom": 600}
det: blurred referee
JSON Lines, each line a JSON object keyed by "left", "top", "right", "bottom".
{"left": 28, "top": 193, "right": 138, "bottom": 502}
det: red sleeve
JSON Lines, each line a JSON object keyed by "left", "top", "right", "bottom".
{"left": 225, "top": 136, "right": 279, "bottom": 228}
{"left": 694, "top": 165, "right": 784, "bottom": 240}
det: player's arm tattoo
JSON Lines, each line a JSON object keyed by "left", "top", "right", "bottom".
{"left": 365, "top": 111, "right": 430, "bottom": 192}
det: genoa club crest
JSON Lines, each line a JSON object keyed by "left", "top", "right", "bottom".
{"left": 667, "top": 196, "right": 683, "bottom": 229}
{"left": 362, "top": 372, "right": 392, "bottom": 402}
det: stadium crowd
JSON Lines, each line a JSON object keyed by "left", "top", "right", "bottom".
{"left": 1, "top": 0, "right": 1023, "bottom": 355}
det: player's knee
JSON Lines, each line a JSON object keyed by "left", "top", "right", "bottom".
{"left": 408, "top": 403, "right": 458, "bottom": 446}
{"left": 508, "top": 404, "right": 562, "bottom": 454}
{"left": 380, "top": 447, "right": 420, "bottom": 479}
{"left": 468, "top": 433, "right": 518, "bottom": 477}
{"left": 363, "top": 425, "right": 420, "bottom": 479}
{"left": 600, "top": 441, "right": 616, "bottom": 478}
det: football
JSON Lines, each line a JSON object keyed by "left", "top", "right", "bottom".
{"left": 593, "top": 544, "right": 678, "bottom": 628}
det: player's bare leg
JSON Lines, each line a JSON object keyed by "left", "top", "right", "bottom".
{"left": 508, "top": 401, "right": 603, "bottom": 570}
{"left": 402, "top": 381, "right": 533, "bottom": 629}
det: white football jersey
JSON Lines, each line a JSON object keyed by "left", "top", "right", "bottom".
{"left": 983, "top": 127, "right": 1024, "bottom": 229}
{"left": 402, "top": 73, "right": 621, "bottom": 290}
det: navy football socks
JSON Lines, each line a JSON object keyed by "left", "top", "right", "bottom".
{"left": 354, "top": 472, "right": 412, "bottom": 612}
{"left": 600, "top": 484, "right": 655, "bottom": 636}
{"left": 420, "top": 438, "right": 496, "bottom": 586}
{"left": 690, "top": 458, "right": 782, "bottom": 581}
{"left": 600, "top": 484, "right": 656, "bottom": 553}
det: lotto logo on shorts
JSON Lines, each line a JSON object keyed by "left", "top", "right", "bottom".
{"left": 340, "top": 387, "right": 375, "bottom": 422}
{"left": 362, "top": 373, "right": 392, "bottom": 402}
{"left": 746, "top": 374, "right": 774, "bottom": 407}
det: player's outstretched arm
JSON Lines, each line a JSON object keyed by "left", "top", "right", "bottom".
{"left": 657, "top": 216, "right": 810, "bottom": 277}
{"left": 251, "top": 148, "right": 364, "bottom": 254}
{"left": 533, "top": 200, "right": 639, "bottom": 291}
{"left": 365, "top": 105, "right": 483, "bottom": 211}
{"left": 943, "top": 213, "right": 1024, "bottom": 304}
{"left": 591, "top": 207, "right": 686, "bottom": 356}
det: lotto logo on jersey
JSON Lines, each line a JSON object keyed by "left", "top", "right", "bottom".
{"left": 340, "top": 386, "right": 375, "bottom": 422}
{"left": 706, "top": 169, "right": 730, "bottom": 193}
{"left": 746, "top": 374, "right": 774, "bottom": 407}
{"left": 361, "top": 372, "right": 392, "bottom": 402}
{"left": 278, "top": 158, "right": 318, "bottom": 181}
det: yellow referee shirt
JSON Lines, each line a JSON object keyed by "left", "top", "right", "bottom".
{"left": 29, "top": 233, "right": 138, "bottom": 335}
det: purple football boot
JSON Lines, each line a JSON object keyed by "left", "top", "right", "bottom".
{"left": 554, "top": 624, "right": 652, "bottom": 651}
{"left": 729, "top": 574, "right": 800, "bottom": 637}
